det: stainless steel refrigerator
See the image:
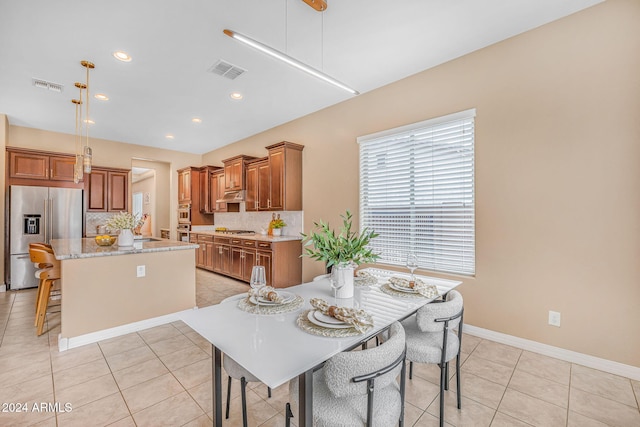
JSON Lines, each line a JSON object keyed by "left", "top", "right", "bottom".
{"left": 8, "top": 185, "right": 83, "bottom": 290}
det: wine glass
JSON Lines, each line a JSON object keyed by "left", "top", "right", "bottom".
{"left": 329, "top": 265, "right": 344, "bottom": 305}
{"left": 406, "top": 253, "right": 418, "bottom": 282}
{"left": 250, "top": 265, "right": 267, "bottom": 309}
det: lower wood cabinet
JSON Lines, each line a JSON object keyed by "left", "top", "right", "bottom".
{"left": 195, "top": 234, "right": 301, "bottom": 288}
{"left": 194, "top": 234, "right": 214, "bottom": 270}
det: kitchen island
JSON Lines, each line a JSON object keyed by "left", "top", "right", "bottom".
{"left": 50, "top": 237, "right": 198, "bottom": 351}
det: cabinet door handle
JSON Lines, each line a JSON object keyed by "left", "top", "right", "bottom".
{"left": 267, "top": 199, "right": 270, "bottom": 208}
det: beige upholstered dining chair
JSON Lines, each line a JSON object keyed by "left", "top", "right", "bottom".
{"left": 219, "top": 294, "right": 271, "bottom": 427}
{"left": 286, "top": 321, "right": 407, "bottom": 427}
{"left": 401, "top": 290, "right": 464, "bottom": 427}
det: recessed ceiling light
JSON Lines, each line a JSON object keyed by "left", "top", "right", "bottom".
{"left": 230, "top": 92, "right": 243, "bottom": 100}
{"left": 83, "top": 119, "right": 95, "bottom": 124}
{"left": 166, "top": 134, "right": 175, "bottom": 139}
{"left": 192, "top": 117, "right": 202, "bottom": 123}
{"left": 113, "top": 51, "right": 132, "bottom": 62}
{"left": 94, "top": 93, "right": 109, "bottom": 101}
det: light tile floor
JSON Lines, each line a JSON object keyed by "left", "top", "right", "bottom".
{"left": 1, "top": 269, "right": 639, "bottom": 426}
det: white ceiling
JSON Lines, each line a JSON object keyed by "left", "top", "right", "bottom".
{"left": 0, "top": 0, "right": 601, "bottom": 155}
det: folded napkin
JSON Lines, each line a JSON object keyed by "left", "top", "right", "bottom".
{"left": 310, "top": 298, "right": 373, "bottom": 333}
{"left": 388, "top": 276, "right": 439, "bottom": 298}
{"left": 248, "top": 286, "right": 285, "bottom": 303}
{"left": 356, "top": 270, "right": 374, "bottom": 279}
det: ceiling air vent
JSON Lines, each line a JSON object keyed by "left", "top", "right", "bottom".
{"left": 32, "top": 78, "right": 64, "bottom": 93}
{"left": 208, "top": 60, "right": 246, "bottom": 80}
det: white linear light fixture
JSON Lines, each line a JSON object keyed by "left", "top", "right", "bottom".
{"left": 223, "top": 29, "right": 359, "bottom": 95}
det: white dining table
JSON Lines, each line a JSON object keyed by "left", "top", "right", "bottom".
{"left": 179, "top": 267, "right": 462, "bottom": 427}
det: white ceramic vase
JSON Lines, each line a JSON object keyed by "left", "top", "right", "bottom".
{"left": 334, "top": 263, "right": 355, "bottom": 298}
{"left": 118, "top": 229, "right": 134, "bottom": 247}
{"left": 272, "top": 228, "right": 282, "bottom": 237}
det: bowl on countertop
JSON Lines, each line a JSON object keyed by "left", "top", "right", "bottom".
{"left": 95, "top": 235, "right": 116, "bottom": 246}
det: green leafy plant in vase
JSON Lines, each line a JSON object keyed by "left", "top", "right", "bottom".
{"left": 301, "top": 210, "right": 379, "bottom": 298}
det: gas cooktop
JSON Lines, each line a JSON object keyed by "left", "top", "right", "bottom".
{"left": 216, "top": 230, "right": 255, "bottom": 235}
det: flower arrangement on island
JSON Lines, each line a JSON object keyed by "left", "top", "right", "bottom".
{"left": 106, "top": 212, "right": 144, "bottom": 231}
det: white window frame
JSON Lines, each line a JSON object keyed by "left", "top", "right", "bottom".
{"left": 358, "top": 109, "right": 476, "bottom": 276}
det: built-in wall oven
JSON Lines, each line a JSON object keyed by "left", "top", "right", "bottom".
{"left": 177, "top": 224, "right": 190, "bottom": 242}
{"left": 177, "top": 204, "right": 191, "bottom": 242}
{"left": 178, "top": 204, "right": 191, "bottom": 224}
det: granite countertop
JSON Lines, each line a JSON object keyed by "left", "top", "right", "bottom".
{"left": 50, "top": 238, "right": 199, "bottom": 260}
{"left": 192, "top": 231, "right": 302, "bottom": 242}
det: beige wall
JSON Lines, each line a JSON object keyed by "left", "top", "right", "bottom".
{"left": 202, "top": 0, "right": 640, "bottom": 367}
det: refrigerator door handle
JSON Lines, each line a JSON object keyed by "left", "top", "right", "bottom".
{"left": 43, "top": 199, "right": 48, "bottom": 244}
{"left": 48, "top": 198, "right": 53, "bottom": 242}
{"left": 16, "top": 255, "right": 30, "bottom": 260}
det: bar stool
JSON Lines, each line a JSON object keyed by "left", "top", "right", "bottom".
{"left": 29, "top": 243, "right": 54, "bottom": 318}
{"left": 29, "top": 247, "right": 60, "bottom": 336}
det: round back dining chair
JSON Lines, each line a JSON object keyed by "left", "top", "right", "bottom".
{"left": 219, "top": 293, "right": 272, "bottom": 427}
{"left": 401, "top": 290, "right": 464, "bottom": 427}
{"left": 287, "top": 321, "right": 407, "bottom": 427}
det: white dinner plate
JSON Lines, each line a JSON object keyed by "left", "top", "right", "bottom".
{"left": 388, "top": 282, "right": 418, "bottom": 293}
{"left": 307, "top": 311, "right": 352, "bottom": 329}
{"left": 249, "top": 291, "right": 295, "bottom": 305}
{"left": 313, "top": 310, "right": 346, "bottom": 325}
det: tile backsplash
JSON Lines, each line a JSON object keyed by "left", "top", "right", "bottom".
{"left": 86, "top": 212, "right": 119, "bottom": 235}
{"left": 213, "top": 208, "right": 303, "bottom": 237}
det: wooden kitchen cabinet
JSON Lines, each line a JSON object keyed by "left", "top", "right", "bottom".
{"left": 213, "top": 237, "right": 232, "bottom": 275}
{"left": 177, "top": 167, "right": 192, "bottom": 204}
{"left": 205, "top": 235, "right": 301, "bottom": 288}
{"left": 245, "top": 158, "right": 269, "bottom": 212}
{"left": 229, "top": 238, "right": 257, "bottom": 282}
{"left": 267, "top": 141, "right": 304, "bottom": 211}
{"left": 7, "top": 147, "right": 78, "bottom": 183}
{"left": 86, "top": 167, "right": 129, "bottom": 212}
{"left": 211, "top": 170, "right": 226, "bottom": 212}
{"left": 256, "top": 250, "right": 273, "bottom": 287}
{"left": 198, "top": 166, "right": 222, "bottom": 214}
{"left": 222, "top": 155, "right": 257, "bottom": 192}
{"left": 195, "top": 234, "right": 214, "bottom": 270}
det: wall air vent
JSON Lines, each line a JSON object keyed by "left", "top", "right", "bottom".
{"left": 32, "top": 78, "right": 64, "bottom": 93}
{"left": 208, "top": 60, "right": 246, "bottom": 80}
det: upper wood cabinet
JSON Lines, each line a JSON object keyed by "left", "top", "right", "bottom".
{"left": 7, "top": 148, "right": 78, "bottom": 182}
{"left": 198, "top": 166, "right": 222, "bottom": 214}
{"left": 267, "top": 142, "right": 304, "bottom": 211}
{"left": 222, "top": 155, "right": 257, "bottom": 192}
{"left": 245, "top": 158, "right": 269, "bottom": 212}
{"left": 177, "top": 167, "right": 193, "bottom": 204}
{"left": 86, "top": 167, "right": 129, "bottom": 212}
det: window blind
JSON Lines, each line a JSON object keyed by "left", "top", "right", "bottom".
{"left": 358, "top": 109, "right": 475, "bottom": 276}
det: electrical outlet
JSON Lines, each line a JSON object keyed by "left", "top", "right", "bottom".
{"left": 136, "top": 265, "right": 146, "bottom": 278}
{"left": 548, "top": 310, "right": 561, "bottom": 327}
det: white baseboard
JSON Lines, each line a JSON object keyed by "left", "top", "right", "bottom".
{"left": 464, "top": 324, "right": 640, "bottom": 381}
{"left": 0, "top": 284, "right": 6, "bottom": 292}
{"left": 57, "top": 309, "right": 194, "bottom": 352}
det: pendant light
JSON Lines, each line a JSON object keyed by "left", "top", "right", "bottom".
{"left": 81, "top": 60, "right": 94, "bottom": 174}
{"left": 71, "top": 82, "right": 85, "bottom": 183}
{"left": 224, "top": 1, "right": 358, "bottom": 96}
